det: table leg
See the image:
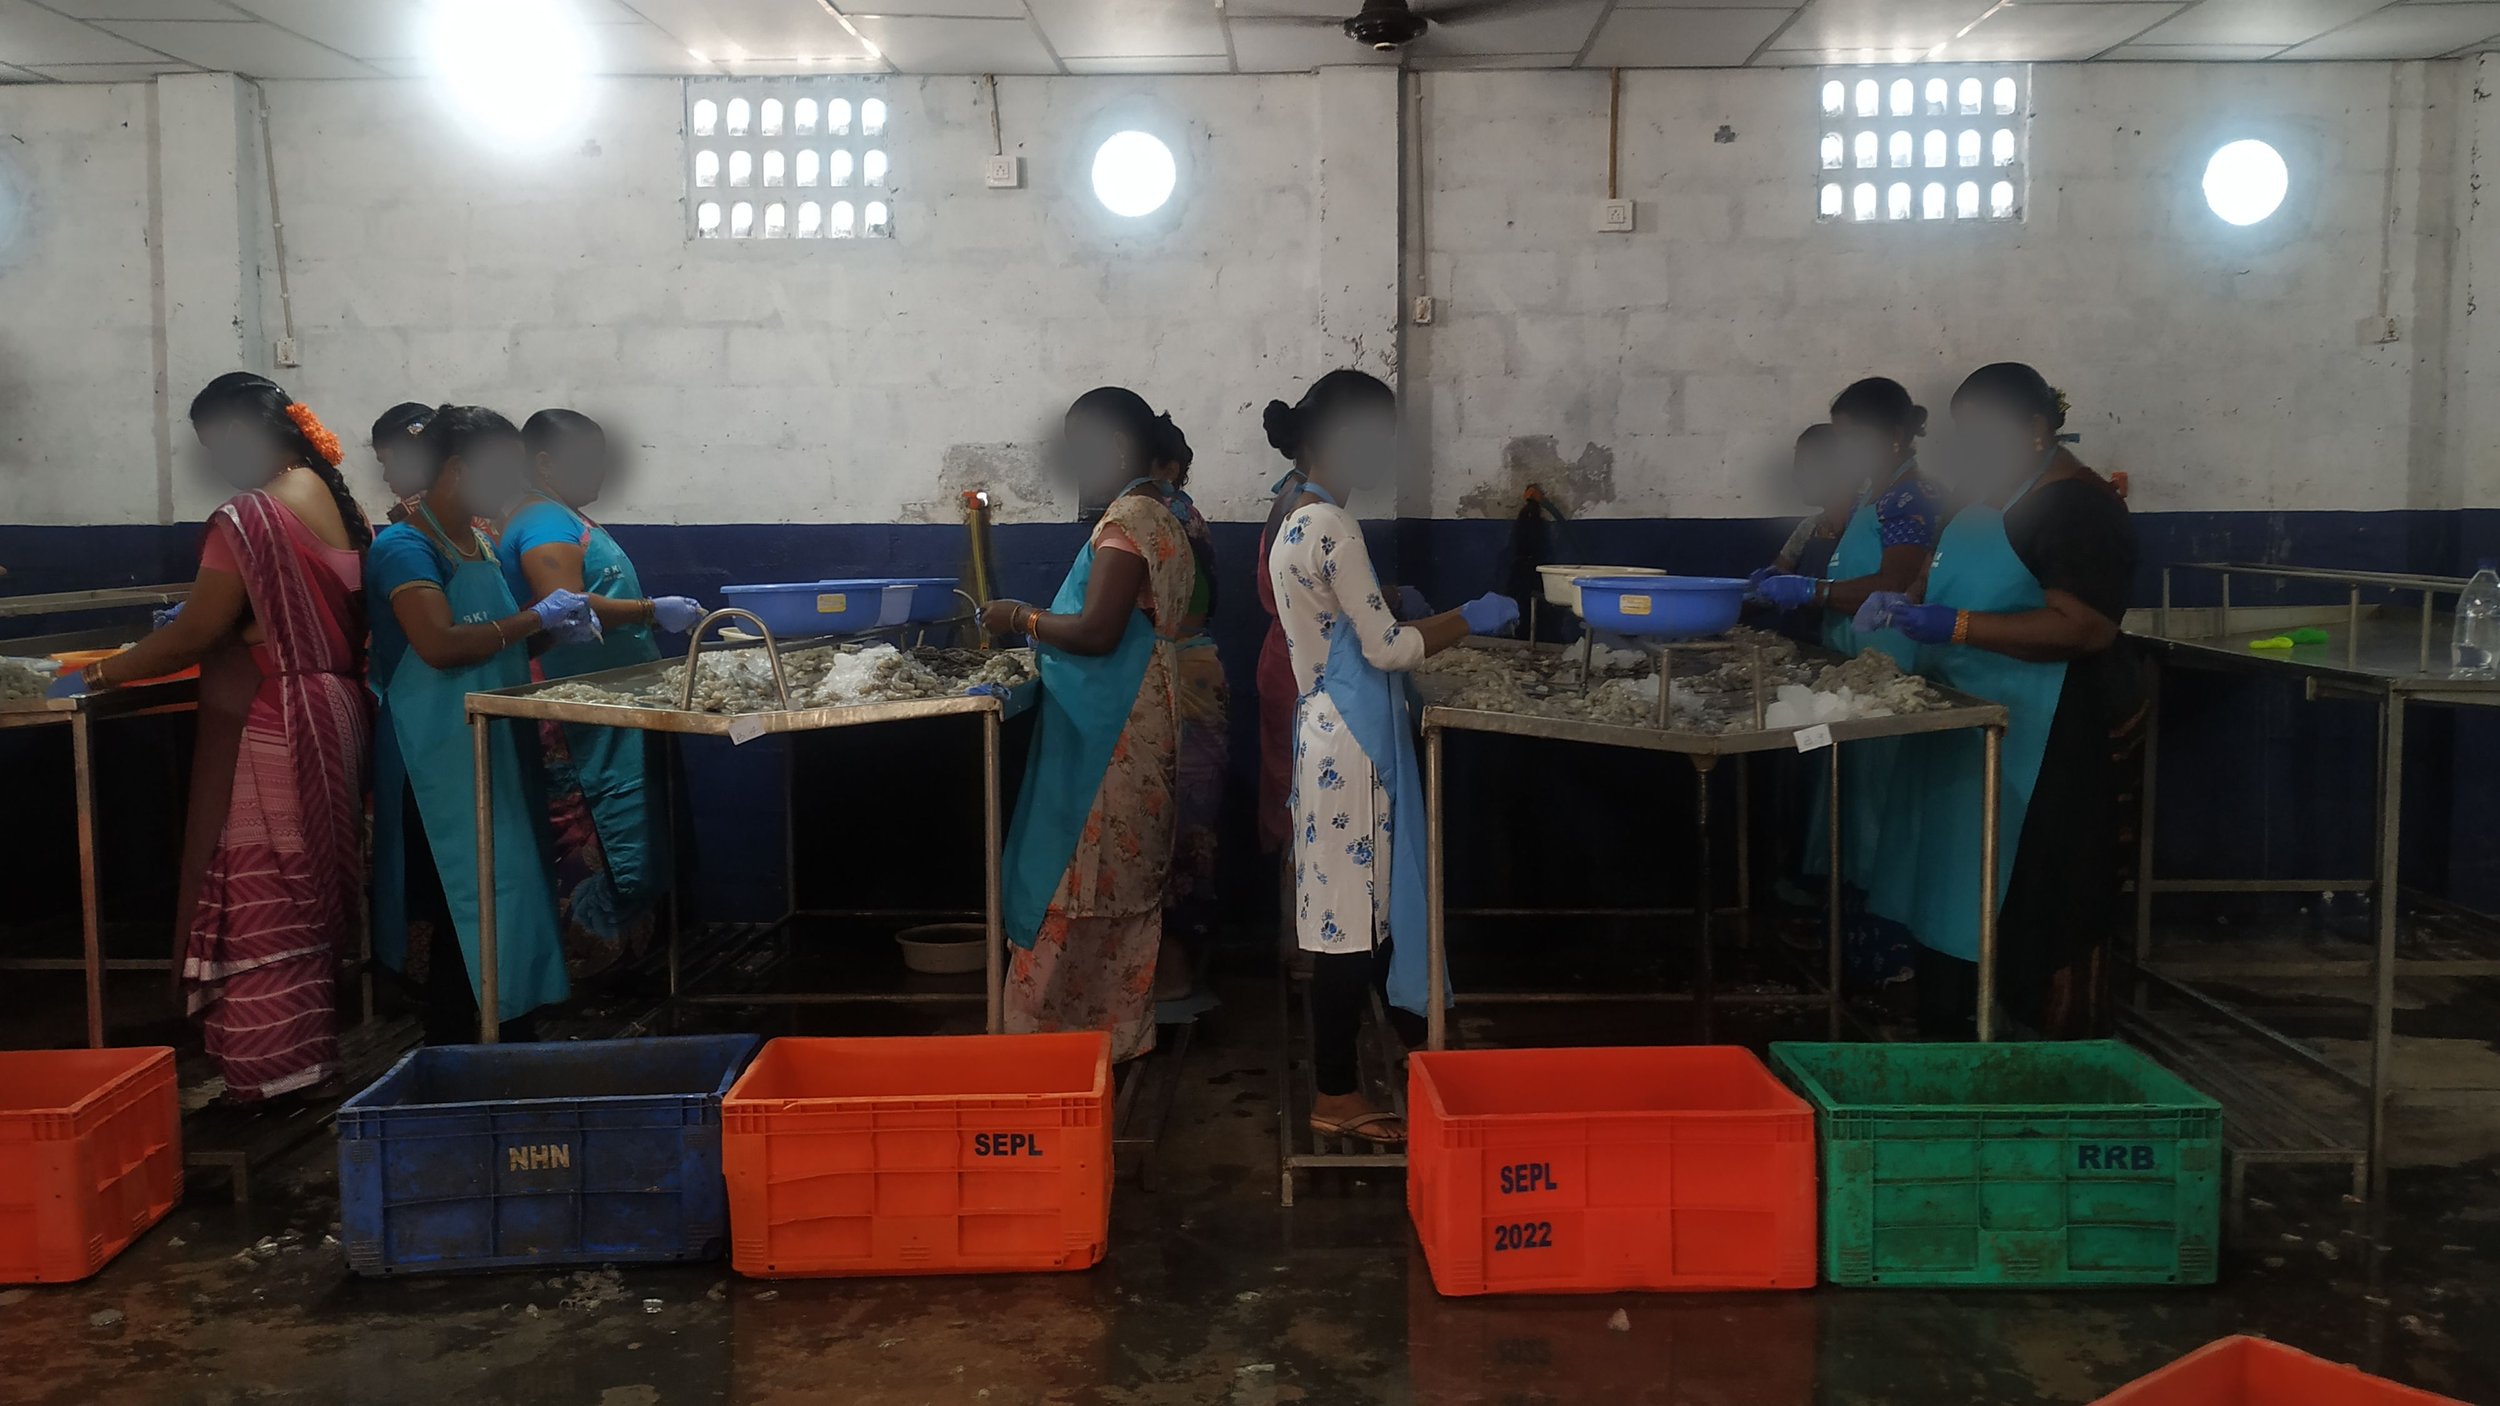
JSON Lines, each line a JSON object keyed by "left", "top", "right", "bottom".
{"left": 1976, "top": 724, "right": 2002, "bottom": 1043}
{"left": 72, "top": 712, "right": 104, "bottom": 1049}
{"left": 473, "top": 715, "right": 499, "bottom": 1044}
{"left": 2133, "top": 673, "right": 2161, "bottom": 1010}
{"left": 1736, "top": 753, "right": 1753, "bottom": 923}
{"left": 1694, "top": 759, "right": 1715, "bottom": 1044}
{"left": 2368, "top": 699, "right": 2403, "bottom": 1200}
{"left": 664, "top": 733, "right": 681, "bottom": 1004}
{"left": 984, "top": 710, "right": 1004, "bottom": 1035}
{"left": 1426, "top": 725, "right": 1447, "bottom": 1052}
{"left": 1827, "top": 742, "right": 1844, "bottom": 1041}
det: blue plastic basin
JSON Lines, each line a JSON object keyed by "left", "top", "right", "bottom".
{"left": 1574, "top": 575, "right": 1748, "bottom": 639}
{"left": 721, "top": 579, "right": 925, "bottom": 636}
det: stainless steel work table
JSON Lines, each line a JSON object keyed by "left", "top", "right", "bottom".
{"left": 0, "top": 605, "right": 198, "bottom": 1048}
{"left": 2127, "top": 562, "right": 2500, "bottom": 1200}
{"left": 463, "top": 618, "right": 1023, "bottom": 1043}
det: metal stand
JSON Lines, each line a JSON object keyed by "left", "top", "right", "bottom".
{"left": 465, "top": 614, "right": 1022, "bottom": 1042}
{"left": 2127, "top": 562, "right": 2500, "bottom": 1201}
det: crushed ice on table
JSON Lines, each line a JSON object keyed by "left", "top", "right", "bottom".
{"left": 529, "top": 643, "right": 1036, "bottom": 716}
{"left": 1415, "top": 629, "right": 1950, "bottom": 734}
{"left": 0, "top": 657, "right": 56, "bottom": 707}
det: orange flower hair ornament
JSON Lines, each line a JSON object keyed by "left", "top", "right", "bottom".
{"left": 284, "top": 401, "right": 346, "bottom": 467}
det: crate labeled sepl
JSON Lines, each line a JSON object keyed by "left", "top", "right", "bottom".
{"left": 1770, "top": 1040, "right": 2222, "bottom": 1288}
{"left": 336, "top": 1035, "right": 761, "bottom": 1275}
{"left": 723, "top": 1033, "right": 1111, "bottom": 1278}
{"left": 0, "top": 1047, "right": 182, "bottom": 1284}
{"left": 2091, "top": 1335, "right": 2468, "bottom": 1405}
{"left": 1407, "top": 1046, "right": 1817, "bottom": 1296}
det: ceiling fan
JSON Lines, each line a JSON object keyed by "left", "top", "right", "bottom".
{"left": 1246, "top": 0, "right": 1564, "bottom": 56}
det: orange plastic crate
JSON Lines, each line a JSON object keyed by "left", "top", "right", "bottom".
{"left": 2093, "top": 1337, "right": 2468, "bottom": 1405}
{"left": 0, "top": 1047, "right": 182, "bottom": 1284}
{"left": 1407, "top": 1045, "right": 1817, "bottom": 1296}
{"left": 722, "top": 1033, "right": 1111, "bottom": 1278}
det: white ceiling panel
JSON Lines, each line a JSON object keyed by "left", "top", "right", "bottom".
{"left": 619, "top": 0, "right": 867, "bottom": 59}
{"left": 1217, "top": 0, "right": 1347, "bottom": 16}
{"left": 39, "top": 0, "right": 234, "bottom": 19}
{"left": 90, "top": 17, "right": 377, "bottom": 75}
{"left": 21, "top": 57, "right": 197, "bottom": 76}
{"left": 1409, "top": 49, "right": 1578, "bottom": 66}
{"left": 2130, "top": 0, "right": 2389, "bottom": 46}
{"left": 1227, "top": 17, "right": 1399, "bottom": 68}
{"left": 841, "top": 0, "right": 1031, "bottom": 17}
{"left": 2100, "top": 40, "right": 2286, "bottom": 56}
{"left": 1029, "top": 0, "right": 1226, "bottom": 56}
{"left": 1584, "top": 5, "right": 1792, "bottom": 64}
{"left": 845, "top": 14, "right": 1059, "bottom": 70}
{"left": 587, "top": 18, "right": 739, "bottom": 72}
{"left": 0, "top": 0, "right": 164, "bottom": 63}
{"left": 227, "top": 0, "right": 424, "bottom": 58}
{"left": 2277, "top": 0, "right": 2500, "bottom": 57}
{"left": 1414, "top": 0, "right": 1608, "bottom": 54}
{"left": 1063, "top": 53, "right": 1231, "bottom": 69}
{"left": 1766, "top": 0, "right": 1995, "bottom": 55}
{"left": 1938, "top": 2, "right": 2181, "bottom": 59}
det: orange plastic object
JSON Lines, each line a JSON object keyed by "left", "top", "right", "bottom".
{"left": 722, "top": 1033, "right": 1112, "bottom": 1278}
{"left": 1407, "top": 1046, "right": 1818, "bottom": 1296}
{"left": 0, "top": 1047, "right": 183, "bottom": 1284}
{"left": 2093, "top": 1337, "right": 2467, "bottom": 1405}
{"left": 48, "top": 650, "right": 198, "bottom": 686}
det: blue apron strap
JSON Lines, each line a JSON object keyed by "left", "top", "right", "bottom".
{"left": 1315, "top": 615, "right": 1446, "bottom": 1017}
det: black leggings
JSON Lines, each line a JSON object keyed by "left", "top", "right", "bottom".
{"left": 404, "top": 787, "right": 537, "bottom": 1046}
{"left": 1311, "top": 941, "right": 1425, "bottom": 1097}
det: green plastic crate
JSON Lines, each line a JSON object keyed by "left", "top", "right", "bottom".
{"left": 1768, "top": 1041, "right": 2221, "bottom": 1288}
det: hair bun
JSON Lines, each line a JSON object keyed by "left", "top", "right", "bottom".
{"left": 1262, "top": 399, "right": 1302, "bottom": 461}
{"left": 1908, "top": 405, "right": 1930, "bottom": 439}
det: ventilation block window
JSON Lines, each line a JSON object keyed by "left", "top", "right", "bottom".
{"left": 1816, "top": 65, "right": 2028, "bottom": 226}
{"left": 687, "top": 80, "right": 895, "bottom": 243}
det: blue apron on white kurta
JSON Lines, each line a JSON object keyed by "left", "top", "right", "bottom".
{"left": 1805, "top": 464, "right": 1921, "bottom": 892}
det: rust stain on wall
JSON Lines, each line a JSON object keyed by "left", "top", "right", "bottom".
{"left": 1457, "top": 437, "right": 1617, "bottom": 518}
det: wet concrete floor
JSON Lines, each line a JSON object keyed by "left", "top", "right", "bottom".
{"left": 3, "top": 966, "right": 2497, "bottom": 1406}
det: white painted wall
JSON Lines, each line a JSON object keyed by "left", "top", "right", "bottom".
{"left": 3, "top": 60, "right": 2497, "bottom": 531}
{"left": 1409, "top": 62, "right": 2470, "bottom": 519}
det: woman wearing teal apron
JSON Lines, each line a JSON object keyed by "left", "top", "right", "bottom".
{"left": 501, "top": 410, "right": 705, "bottom": 961}
{"left": 1857, "top": 365, "right": 2139, "bottom": 1037}
{"left": 1262, "top": 370, "right": 1520, "bottom": 1145}
{"left": 982, "top": 389, "right": 1200, "bottom": 1063}
{"left": 1755, "top": 379, "right": 1946, "bottom": 985}
{"left": 367, "top": 406, "right": 602, "bottom": 1043}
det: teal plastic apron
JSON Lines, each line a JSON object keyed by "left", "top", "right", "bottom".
{"left": 999, "top": 537, "right": 1157, "bottom": 949}
{"left": 521, "top": 500, "right": 669, "bottom": 923}
{"left": 370, "top": 533, "right": 571, "bottom": 1022}
{"left": 1867, "top": 466, "right": 2068, "bottom": 961}
{"left": 1805, "top": 463, "right": 1919, "bottom": 889}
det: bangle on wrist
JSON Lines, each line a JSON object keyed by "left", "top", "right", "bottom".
{"left": 1950, "top": 610, "right": 1971, "bottom": 645}
{"left": 1813, "top": 579, "right": 1831, "bottom": 607}
{"left": 85, "top": 661, "right": 111, "bottom": 691}
{"left": 492, "top": 618, "right": 511, "bottom": 646}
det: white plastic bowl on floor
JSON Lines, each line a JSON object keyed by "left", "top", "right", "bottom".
{"left": 895, "top": 923, "right": 987, "bottom": 975}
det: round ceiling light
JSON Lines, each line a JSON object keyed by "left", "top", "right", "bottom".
{"left": 1090, "top": 130, "right": 1177, "bottom": 219}
{"left": 429, "top": 0, "right": 593, "bottom": 148}
{"left": 2202, "top": 139, "right": 2288, "bottom": 227}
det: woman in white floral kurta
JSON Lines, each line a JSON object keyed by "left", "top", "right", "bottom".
{"left": 1271, "top": 501, "right": 1422, "bottom": 953}
{"left": 1260, "top": 371, "right": 1515, "bottom": 1145}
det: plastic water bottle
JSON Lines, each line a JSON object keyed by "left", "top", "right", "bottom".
{"left": 2454, "top": 561, "right": 2500, "bottom": 679}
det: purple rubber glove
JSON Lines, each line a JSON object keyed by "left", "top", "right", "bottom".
{"left": 1458, "top": 591, "right": 1521, "bottom": 636}
{"left": 152, "top": 602, "right": 185, "bottom": 630}
{"left": 44, "top": 672, "right": 89, "bottom": 701}
{"left": 1753, "top": 574, "right": 1820, "bottom": 611}
{"left": 1889, "top": 603, "right": 1961, "bottom": 645}
{"left": 1395, "top": 585, "right": 1433, "bottom": 620}
{"left": 1854, "top": 591, "right": 1910, "bottom": 636}
{"left": 529, "top": 589, "right": 602, "bottom": 646}
{"left": 650, "top": 596, "right": 705, "bottom": 633}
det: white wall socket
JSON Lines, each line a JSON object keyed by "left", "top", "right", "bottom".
{"left": 1413, "top": 295, "right": 1435, "bottom": 325}
{"left": 274, "top": 337, "right": 301, "bottom": 368}
{"left": 2357, "top": 315, "right": 2402, "bottom": 346}
{"left": 1594, "top": 199, "right": 1635, "bottom": 234}
{"left": 984, "top": 155, "right": 1021, "bottom": 189}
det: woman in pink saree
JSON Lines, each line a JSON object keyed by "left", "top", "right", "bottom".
{"left": 63, "top": 373, "right": 371, "bottom": 1100}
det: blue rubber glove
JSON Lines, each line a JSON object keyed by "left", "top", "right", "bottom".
{"left": 1396, "top": 585, "right": 1433, "bottom": 620}
{"left": 1889, "top": 603, "right": 1961, "bottom": 645}
{"left": 1458, "top": 591, "right": 1521, "bottom": 637}
{"left": 964, "top": 682, "right": 1010, "bottom": 699}
{"left": 1753, "top": 574, "right": 1820, "bottom": 611}
{"left": 1854, "top": 591, "right": 1910, "bottom": 636}
{"left": 45, "top": 672, "right": 89, "bottom": 701}
{"left": 650, "top": 596, "right": 705, "bottom": 633}
{"left": 1746, "top": 565, "right": 1779, "bottom": 593}
{"left": 529, "top": 589, "right": 601, "bottom": 646}
{"left": 152, "top": 602, "right": 184, "bottom": 630}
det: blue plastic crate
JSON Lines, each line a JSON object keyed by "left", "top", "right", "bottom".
{"left": 337, "top": 1035, "right": 761, "bottom": 1276}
